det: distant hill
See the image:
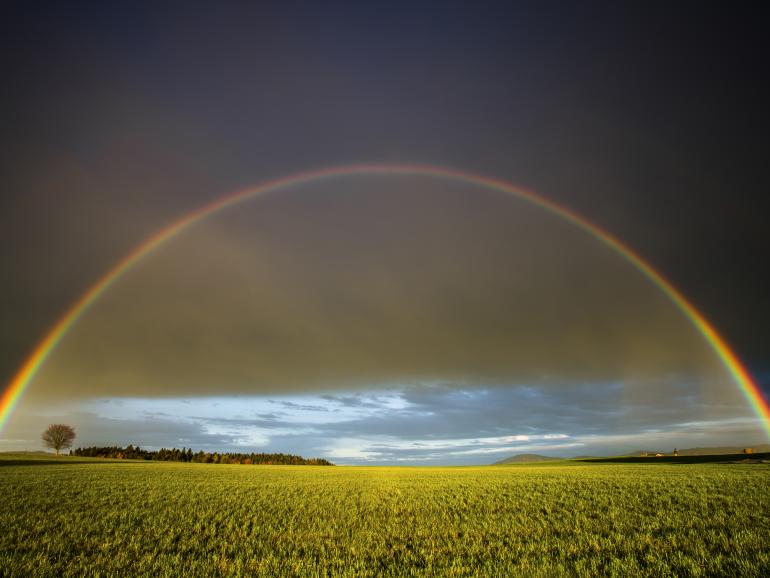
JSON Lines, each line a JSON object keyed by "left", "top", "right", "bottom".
{"left": 626, "top": 444, "right": 770, "bottom": 457}
{"left": 495, "top": 444, "right": 770, "bottom": 465}
{"left": 495, "top": 454, "right": 563, "bottom": 464}
{"left": 674, "top": 445, "right": 770, "bottom": 456}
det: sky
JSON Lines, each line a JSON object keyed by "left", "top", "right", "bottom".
{"left": 1, "top": 2, "right": 767, "bottom": 463}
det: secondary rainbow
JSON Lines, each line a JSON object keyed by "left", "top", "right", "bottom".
{"left": 2, "top": 164, "right": 768, "bottom": 437}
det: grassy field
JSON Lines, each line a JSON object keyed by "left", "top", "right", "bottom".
{"left": 1, "top": 455, "right": 768, "bottom": 576}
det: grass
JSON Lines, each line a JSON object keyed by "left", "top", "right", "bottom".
{"left": 1, "top": 455, "right": 769, "bottom": 576}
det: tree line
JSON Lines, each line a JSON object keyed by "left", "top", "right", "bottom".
{"left": 71, "top": 445, "right": 334, "bottom": 465}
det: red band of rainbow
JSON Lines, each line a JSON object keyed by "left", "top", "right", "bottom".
{"left": 2, "top": 164, "right": 768, "bottom": 437}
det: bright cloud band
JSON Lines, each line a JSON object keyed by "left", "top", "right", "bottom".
{"left": 1, "top": 164, "right": 768, "bottom": 437}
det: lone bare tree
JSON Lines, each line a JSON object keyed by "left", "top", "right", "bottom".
{"left": 42, "top": 424, "right": 76, "bottom": 455}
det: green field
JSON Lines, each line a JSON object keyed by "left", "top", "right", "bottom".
{"left": 1, "top": 455, "right": 768, "bottom": 576}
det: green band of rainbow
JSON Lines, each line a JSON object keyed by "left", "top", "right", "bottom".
{"left": 2, "top": 164, "right": 768, "bottom": 437}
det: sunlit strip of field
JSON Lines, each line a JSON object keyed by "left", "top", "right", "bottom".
{"left": 1, "top": 458, "right": 768, "bottom": 577}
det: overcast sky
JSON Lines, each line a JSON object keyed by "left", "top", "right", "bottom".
{"left": 1, "top": 2, "right": 767, "bottom": 461}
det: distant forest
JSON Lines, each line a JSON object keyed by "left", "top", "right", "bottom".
{"left": 71, "top": 445, "right": 334, "bottom": 466}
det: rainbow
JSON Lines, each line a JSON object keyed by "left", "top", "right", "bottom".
{"left": 2, "top": 164, "right": 768, "bottom": 437}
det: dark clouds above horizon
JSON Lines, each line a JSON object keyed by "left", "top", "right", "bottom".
{"left": 22, "top": 175, "right": 731, "bottom": 402}
{"left": 1, "top": 2, "right": 768, "bottom": 459}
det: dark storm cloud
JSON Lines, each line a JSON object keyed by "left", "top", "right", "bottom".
{"left": 1, "top": 2, "right": 767, "bottom": 397}
{"left": 20, "top": 176, "right": 733, "bottom": 405}
{"left": 1, "top": 2, "right": 767, "bottom": 456}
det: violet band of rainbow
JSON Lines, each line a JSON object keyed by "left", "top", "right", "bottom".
{"left": 2, "top": 164, "right": 768, "bottom": 437}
